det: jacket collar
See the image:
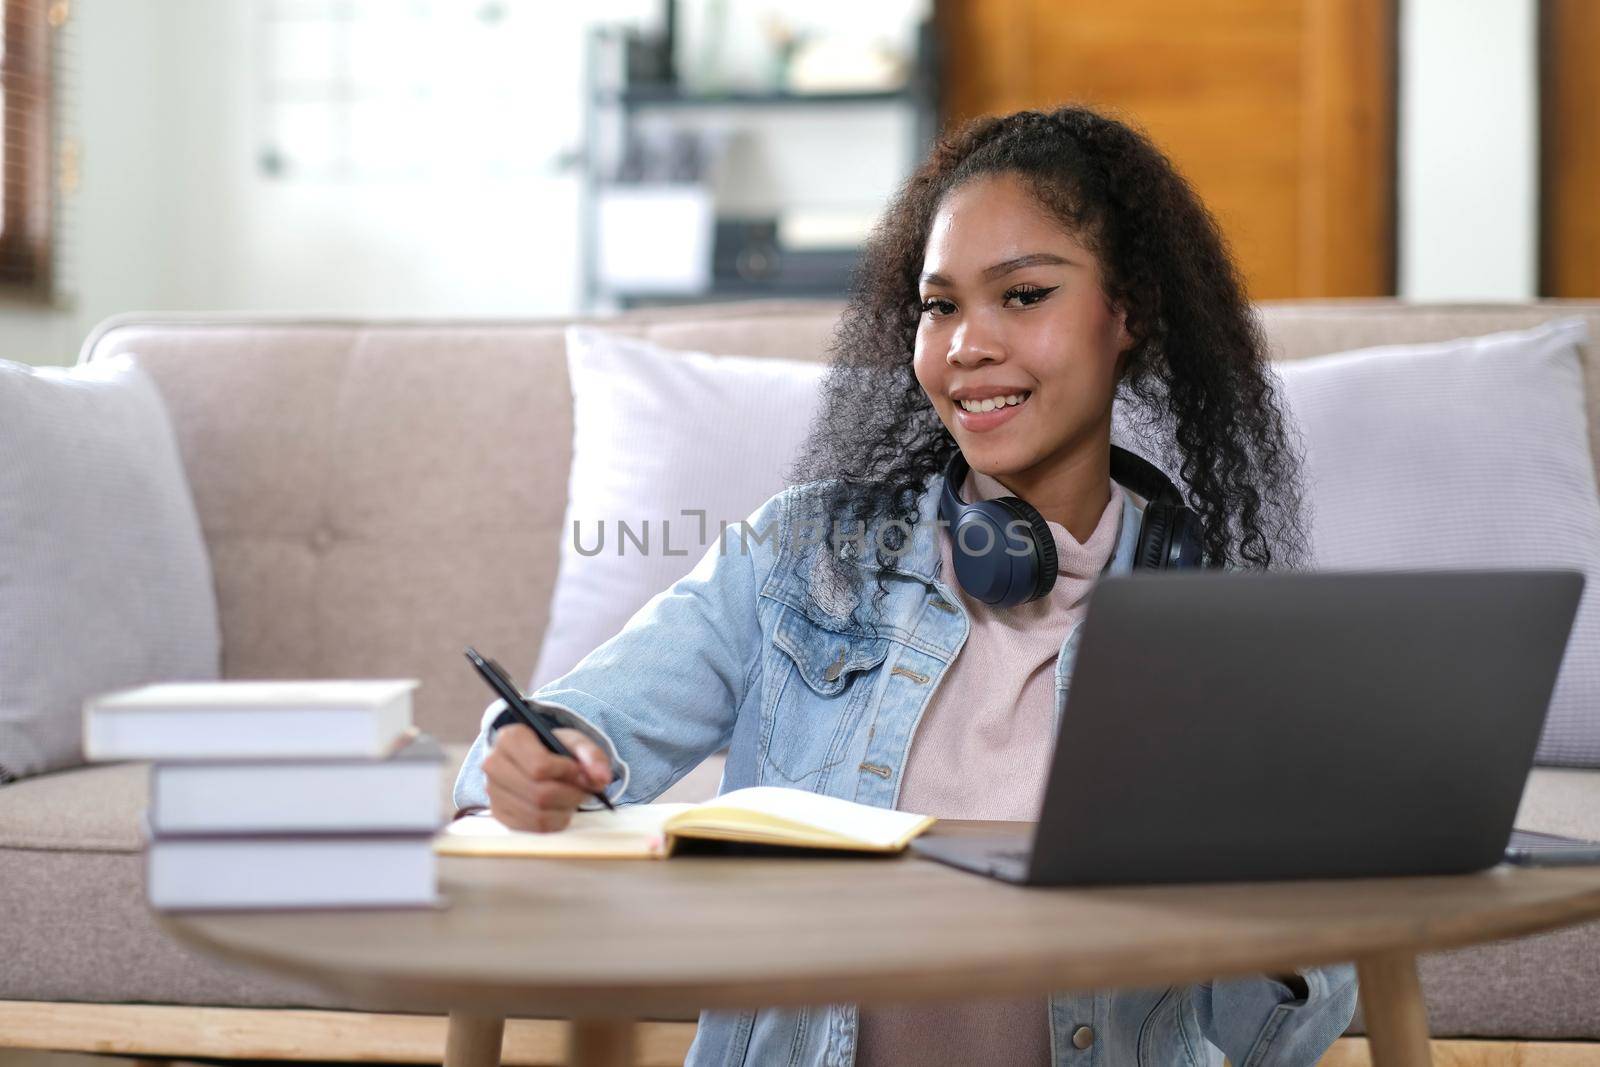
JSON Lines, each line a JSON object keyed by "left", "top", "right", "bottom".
{"left": 848, "top": 472, "right": 1146, "bottom": 585}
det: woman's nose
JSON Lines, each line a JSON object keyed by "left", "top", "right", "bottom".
{"left": 948, "top": 317, "right": 1003, "bottom": 366}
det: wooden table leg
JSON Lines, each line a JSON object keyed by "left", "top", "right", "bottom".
{"left": 445, "top": 1011, "right": 505, "bottom": 1067}
{"left": 1356, "top": 951, "right": 1433, "bottom": 1067}
{"left": 568, "top": 1018, "right": 637, "bottom": 1067}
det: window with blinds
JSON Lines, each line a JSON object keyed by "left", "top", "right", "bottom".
{"left": 0, "top": 0, "right": 63, "bottom": 295}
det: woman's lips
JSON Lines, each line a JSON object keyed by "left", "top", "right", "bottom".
{"left": 954, "top": 393, "right": 1029, "bottom": 433}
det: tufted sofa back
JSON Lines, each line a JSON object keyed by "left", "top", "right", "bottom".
{"left": 82, "top": 300, "right": 1600, "bottom": 742}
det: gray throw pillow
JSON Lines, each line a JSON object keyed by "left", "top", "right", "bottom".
{"left": 0, "top": 353, "right": 220, "bottom": 782}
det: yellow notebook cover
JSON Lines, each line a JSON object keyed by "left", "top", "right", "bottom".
{"left": 433, "top": 786, "right": 935, "bottom": 859}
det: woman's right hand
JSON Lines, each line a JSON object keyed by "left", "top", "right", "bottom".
{"left": 481, "top": 723, "right": 614, "bottom": 832}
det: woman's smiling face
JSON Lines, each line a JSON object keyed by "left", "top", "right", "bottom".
{"left": 913, "top": 171, "right": 1132, "bottom": 491}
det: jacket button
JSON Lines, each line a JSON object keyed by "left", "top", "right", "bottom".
{"left": 1072, "top": 1025, "right": 1094, "bottom": 1049}
{"left": 823, "top": 650, "right": 846, "bottom": 682}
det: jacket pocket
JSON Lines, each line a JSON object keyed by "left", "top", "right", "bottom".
{"left": 1138, "top": 986, "right": 1206, "bottom": 1067}
{"left": 763, "top": 604, "right": 890, "bottom": 784}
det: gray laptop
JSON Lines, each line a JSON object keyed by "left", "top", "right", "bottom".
{"left": 911, "top": 569, "right": 1586, "bottom": 886}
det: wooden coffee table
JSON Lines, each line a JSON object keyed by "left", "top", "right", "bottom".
{"left": 159, "top": 821, "right": 1600, "bottom": 1067}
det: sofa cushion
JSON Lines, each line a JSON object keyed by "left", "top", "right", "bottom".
{"left": 0, "top": 761, "right": 151, "bottom": 852}
{"left": 0, "top": 354, "right": 220, "bottom": 782}
{"left": 0, "top": 849, "right": 373, "bottom": 1008}
{"left": 531, "top": 327, "right": 826, "bottom": 689}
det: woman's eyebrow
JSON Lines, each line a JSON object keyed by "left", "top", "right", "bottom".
{"left": 982, "top": 252, "right": 1072, "bottom": 279}
{"left": 919, "top": 252, "right": 1075, "bottom": 287}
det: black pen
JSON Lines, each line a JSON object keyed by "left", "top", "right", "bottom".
{"left": 463, "top": 646, "right": 617, "bottom": 812}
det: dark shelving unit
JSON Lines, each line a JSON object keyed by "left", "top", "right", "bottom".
{"left": 580, "top": 18, "right": 941, "bottom": 311}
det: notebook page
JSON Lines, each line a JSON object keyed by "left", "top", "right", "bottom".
{"left": 683, "top": 787, "right": 933, "bottom": 848}
{"left": 434, "top": 803, "right": 695, "bottom": 857}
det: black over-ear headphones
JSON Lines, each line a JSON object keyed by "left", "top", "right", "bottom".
{"left": 937, "top": 445, "right": 1206, "bottom": 608}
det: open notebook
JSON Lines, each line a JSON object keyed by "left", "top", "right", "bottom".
{"left": 434, "top": 786, "right": 935, "bottom": 859}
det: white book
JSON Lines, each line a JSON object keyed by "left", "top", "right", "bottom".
{"left": 148, "top": 731, "right": 445, "bottom": 835}
{"left": 146, "top": 833, "right": 438, "bottom": 911}
{"left": 84, "top": 679, "right": 418, "bottom": 761}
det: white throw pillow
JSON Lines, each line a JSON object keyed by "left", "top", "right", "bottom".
{"left": 1275, "top": 317, "right": 1600, "bottom": 767}
{"left": 0, "top": 354, "right": 220, "bottom": 782}
{"left": 531, "top": 327, "right": 826, "bottom": 689}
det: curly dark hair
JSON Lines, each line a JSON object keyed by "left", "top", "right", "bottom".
{"left": 786, "top": 104, "right": 1312, "bottom": 623}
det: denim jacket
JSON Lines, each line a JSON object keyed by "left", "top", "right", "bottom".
{"left": 453, "top": 474, "right": 1359, "bottom": 1067}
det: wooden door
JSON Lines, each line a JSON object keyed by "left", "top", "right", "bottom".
{"left": 1541, "top": 0, "right": 1600, "bottom": 297}
{"left": 936, "top": 0, "right": 1397, "bottom": 300}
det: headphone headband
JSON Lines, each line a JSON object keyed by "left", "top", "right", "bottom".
{"left": 1108, "top": 446, "right": 1184, "bottom": 506}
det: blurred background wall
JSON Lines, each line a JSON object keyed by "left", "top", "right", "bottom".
{"left": 0, "top": 0, "right": 1588, "bottom": 366}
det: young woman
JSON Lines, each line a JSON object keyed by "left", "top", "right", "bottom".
{"left": 455, "top": 105, "right": 1357, "bottom": 1067}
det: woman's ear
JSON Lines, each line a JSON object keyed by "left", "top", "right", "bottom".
{"left": 1112, "top": 304, "right": 1134, "bottom": 355}
{"left": 1110, "top": 304, "right": 1135, "bottom": 379}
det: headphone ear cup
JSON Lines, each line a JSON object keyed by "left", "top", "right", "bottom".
{"left": 1028, "top": 511, "right": 1058, "bottom": 587}
{"left": 1137, "top": 503, "right": 1209, "bottom": 569}
{"left": 1169, "top": 509, "right": 1207, "bottom": 568}
{"left": 993, "top": 497, "right": 1057, "bottom": 600}
{"left": 1136, "top": 503, "right": 1175, "bottom": 571}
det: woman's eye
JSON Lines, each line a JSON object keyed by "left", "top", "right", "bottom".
{"left": 919, "top": 297, "right": 956, "bottom": 317}
{"left": 1003, "top": 284, "right": 1060, "bottom": 308}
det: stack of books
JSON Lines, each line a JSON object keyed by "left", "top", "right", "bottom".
{"left": 83, "top": 679, "right": 443, "bottom": 910}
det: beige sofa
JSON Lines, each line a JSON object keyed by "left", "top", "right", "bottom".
{"left": 2, "top": 299, "right": 1598, "bottom": 1066}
